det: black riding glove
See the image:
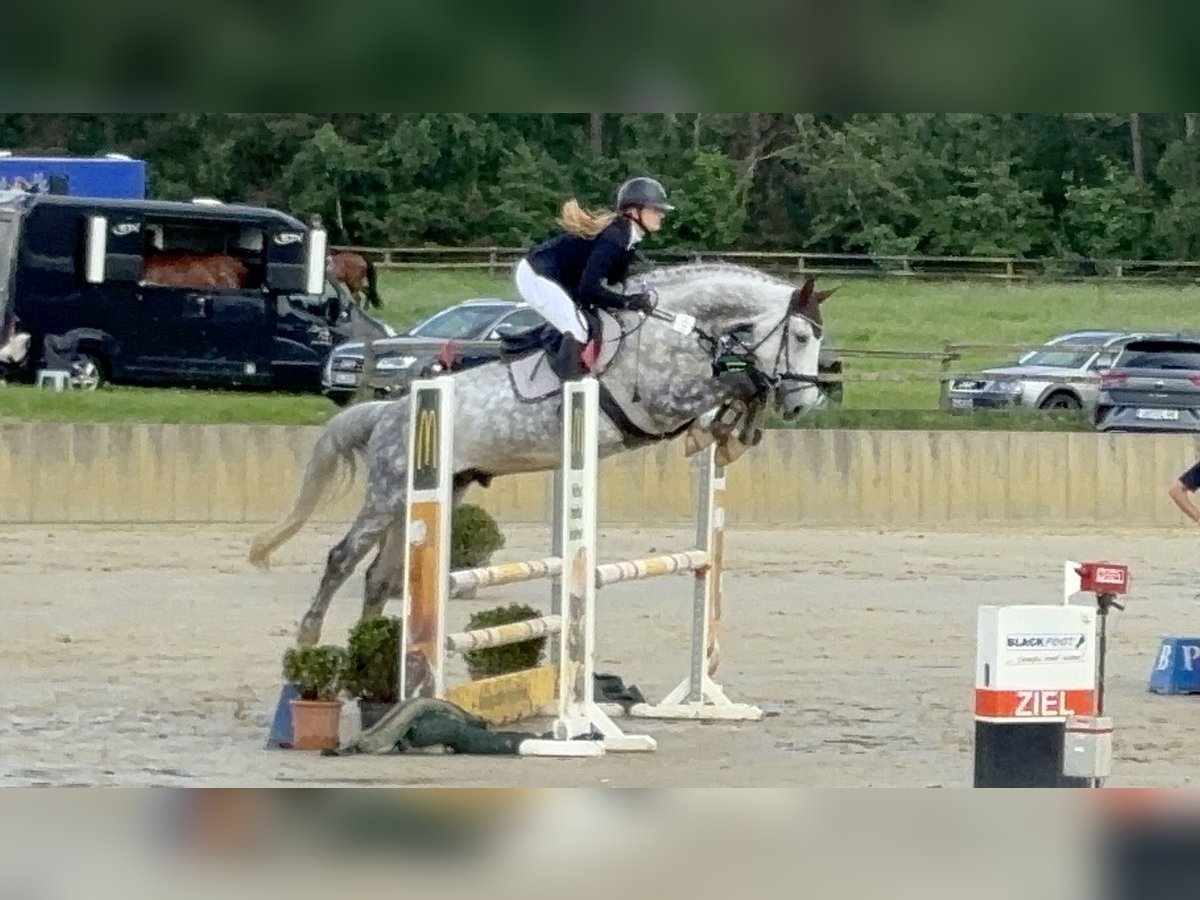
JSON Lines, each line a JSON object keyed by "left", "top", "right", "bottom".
{"left": 625, "top": 292, "right": 654, "bottom": 315}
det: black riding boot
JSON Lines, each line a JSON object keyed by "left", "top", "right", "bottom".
{"left": 554, "top": 334, "right": 589, "bottom": 380}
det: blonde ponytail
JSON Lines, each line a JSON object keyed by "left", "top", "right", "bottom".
{"left": 558, "top": 199, "right": 617, "bottom": 238}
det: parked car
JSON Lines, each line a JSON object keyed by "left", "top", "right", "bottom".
{"left": 323, "top": 297, "right": 846, "bottom": 405}
{"left": 1094, "top": 336, "right": 1200, "bottom": 432}
{"left": 323, "top": 298, "right": 544, "bottom": 404}
{"left": 0, "top": 191, "right": 393, "bottom": 392}
{"left": 946, "top": 330, "right": 1153, "bottom": 413}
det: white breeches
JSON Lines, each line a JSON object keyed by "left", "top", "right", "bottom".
{"left": 514, "top": 259, "right": 589, "bottom": 342}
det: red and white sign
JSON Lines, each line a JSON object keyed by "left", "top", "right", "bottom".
{"left": 976, "top": 605, "right": 1097, "bottom": 722}
{"left": 974, "top": 688, "right": 1096, "bottom": 719}
{"left": 1076, "top": 562, "right": 1130, "bottom": 595}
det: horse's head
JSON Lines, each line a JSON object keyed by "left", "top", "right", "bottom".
{"left": 770, "top": 276, "right": 836, "bottom": 418}
{"left": 636, "top": 264, "right": 837, "bottom": 418}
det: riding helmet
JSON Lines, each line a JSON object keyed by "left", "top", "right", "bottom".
{"left": 616, "top": 177, "right": 675, "bottom": 212}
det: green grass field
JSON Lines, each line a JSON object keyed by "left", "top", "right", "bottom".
{"left": 4, "top": 269, "right": 1200, "bottom": 427}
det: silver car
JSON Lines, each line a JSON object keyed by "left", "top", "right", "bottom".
{"left": 947, "top": 331, "right": 1150, "bottom": 413}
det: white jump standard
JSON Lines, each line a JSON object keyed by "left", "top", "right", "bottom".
{"left": 519, "top": 379, "right": 656, "bottom": 756}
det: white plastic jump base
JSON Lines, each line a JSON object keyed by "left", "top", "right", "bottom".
{"left": 520, "top": 739, "right": 605, "bottom": 758}
{"left": 520, "top": 702, "right": 658, "bottom": 757}
{"left": 602, "top": 675, "right": 763, "bottom": 721}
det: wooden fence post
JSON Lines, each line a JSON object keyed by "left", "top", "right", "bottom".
{"left": 938, "top": 342, "right": 954, "bottom": 410}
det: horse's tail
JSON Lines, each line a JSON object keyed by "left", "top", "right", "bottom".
{"left": 365, "top": 258, "right": 382, "bottom": 308}
{"left": 248, "top": 400, "right": 389, "bottom": 568}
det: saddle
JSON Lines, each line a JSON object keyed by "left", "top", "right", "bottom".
{"left": 500, "top": 311, "right": 626, "bottom": 402}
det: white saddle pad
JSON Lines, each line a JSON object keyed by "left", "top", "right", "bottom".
{"left": 507, "top": 313, "right": 626, "bottom": 403}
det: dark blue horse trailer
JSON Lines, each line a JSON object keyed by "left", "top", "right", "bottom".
{"left": 0, "top": 193, "right": 393, "bottom": 391}
{"left": 0, "top": 153, "right": 146, "bottom": 200}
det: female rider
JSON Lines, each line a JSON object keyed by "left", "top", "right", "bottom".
{"left": 514, "top": 176, "right": 673, "bottom": 376}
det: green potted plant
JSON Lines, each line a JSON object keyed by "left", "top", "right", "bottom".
{"left": 462, "top": 603, "right": 547, "bottom": 680}
{"left": 282, "top": 644, "right": 346, "bottom": 751}
{"left": 450, "top": 503, "right": 506, "bottom": 599}
{"left": 343, "top": 615, "right": 401, "bottom": 730}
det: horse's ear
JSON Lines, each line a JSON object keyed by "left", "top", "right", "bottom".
{"left": 813, "top": 286, "right": 838, "bottom": 304}
{"left": 789, "top": 277, "right": 815, "bottom": 313}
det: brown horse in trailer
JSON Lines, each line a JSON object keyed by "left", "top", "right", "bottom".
{"left": 142, "top": 252, "right": 249, "bottom": 289}
{"left": 329, "top": 251, "right": 382, "bottom": 308}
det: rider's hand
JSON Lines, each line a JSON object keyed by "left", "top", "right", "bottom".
{"left": 626, "top": 292, "right": 654, "bottom": 315}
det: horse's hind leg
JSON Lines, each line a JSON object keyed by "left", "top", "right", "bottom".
{"left": 357, "top": 479, "right": 471, "bottom": 624}
{"left": 296, "top": 505, "right": 394, "bottom": 646}
{"left": 361, "top": 519, "right": 406, "bottom": 622}
{"left": 361, "top": 481, "right": 467, "bottom": 620}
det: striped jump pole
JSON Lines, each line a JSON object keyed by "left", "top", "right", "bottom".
{"left": 445, "top": 615, "right": 562, "bottom": 654}
{"left": 449, "top": 557, "right": 562, "bottom": 593}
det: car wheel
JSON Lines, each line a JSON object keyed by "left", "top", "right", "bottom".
{"left": 70, "top": 353, "right": 105, "bottom": 391}
{"left": 1039, "top": 391, "right": 1081, "bottom": 411}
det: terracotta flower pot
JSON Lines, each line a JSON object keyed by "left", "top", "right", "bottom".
{"left": 289, "top": 699, "right": 343, "bottom": 750}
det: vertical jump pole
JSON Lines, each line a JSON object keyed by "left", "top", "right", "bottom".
{"left": 399, "top": 376, "right": 455, "bottom": 703}
{"left": 694, "top": 445, "right": 725, "bottom": 695}
{"left": 549, "top": 468, "right": 563, "bottom": 671}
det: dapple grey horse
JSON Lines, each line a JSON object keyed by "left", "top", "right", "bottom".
{"left": 249, "top": 263, "right": 836, "bottom": 646}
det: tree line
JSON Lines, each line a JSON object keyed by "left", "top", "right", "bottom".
{"left": 4, "top": 113, "right": 1199, "bottom": 260}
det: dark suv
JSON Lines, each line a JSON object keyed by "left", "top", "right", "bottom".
{"left": 1094, "top": 336, "right": 1200, "bottom": 432}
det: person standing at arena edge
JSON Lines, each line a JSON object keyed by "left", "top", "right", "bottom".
{"left": 1168, "top": 460, "right": 1200, "bottom": 525}
{"left": 515, "top": 176, "right": 674, "bottom": 378}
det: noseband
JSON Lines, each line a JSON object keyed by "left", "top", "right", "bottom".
{"left": 717, "top": 309, "right": 824, "bottom": 389}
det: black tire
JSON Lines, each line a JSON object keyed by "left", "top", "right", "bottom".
{"left": 1039, "top": 391, "right": 1081, "bottom": 411}
{"left": 70, "top": 353, "right": 105, "bottom": 391}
